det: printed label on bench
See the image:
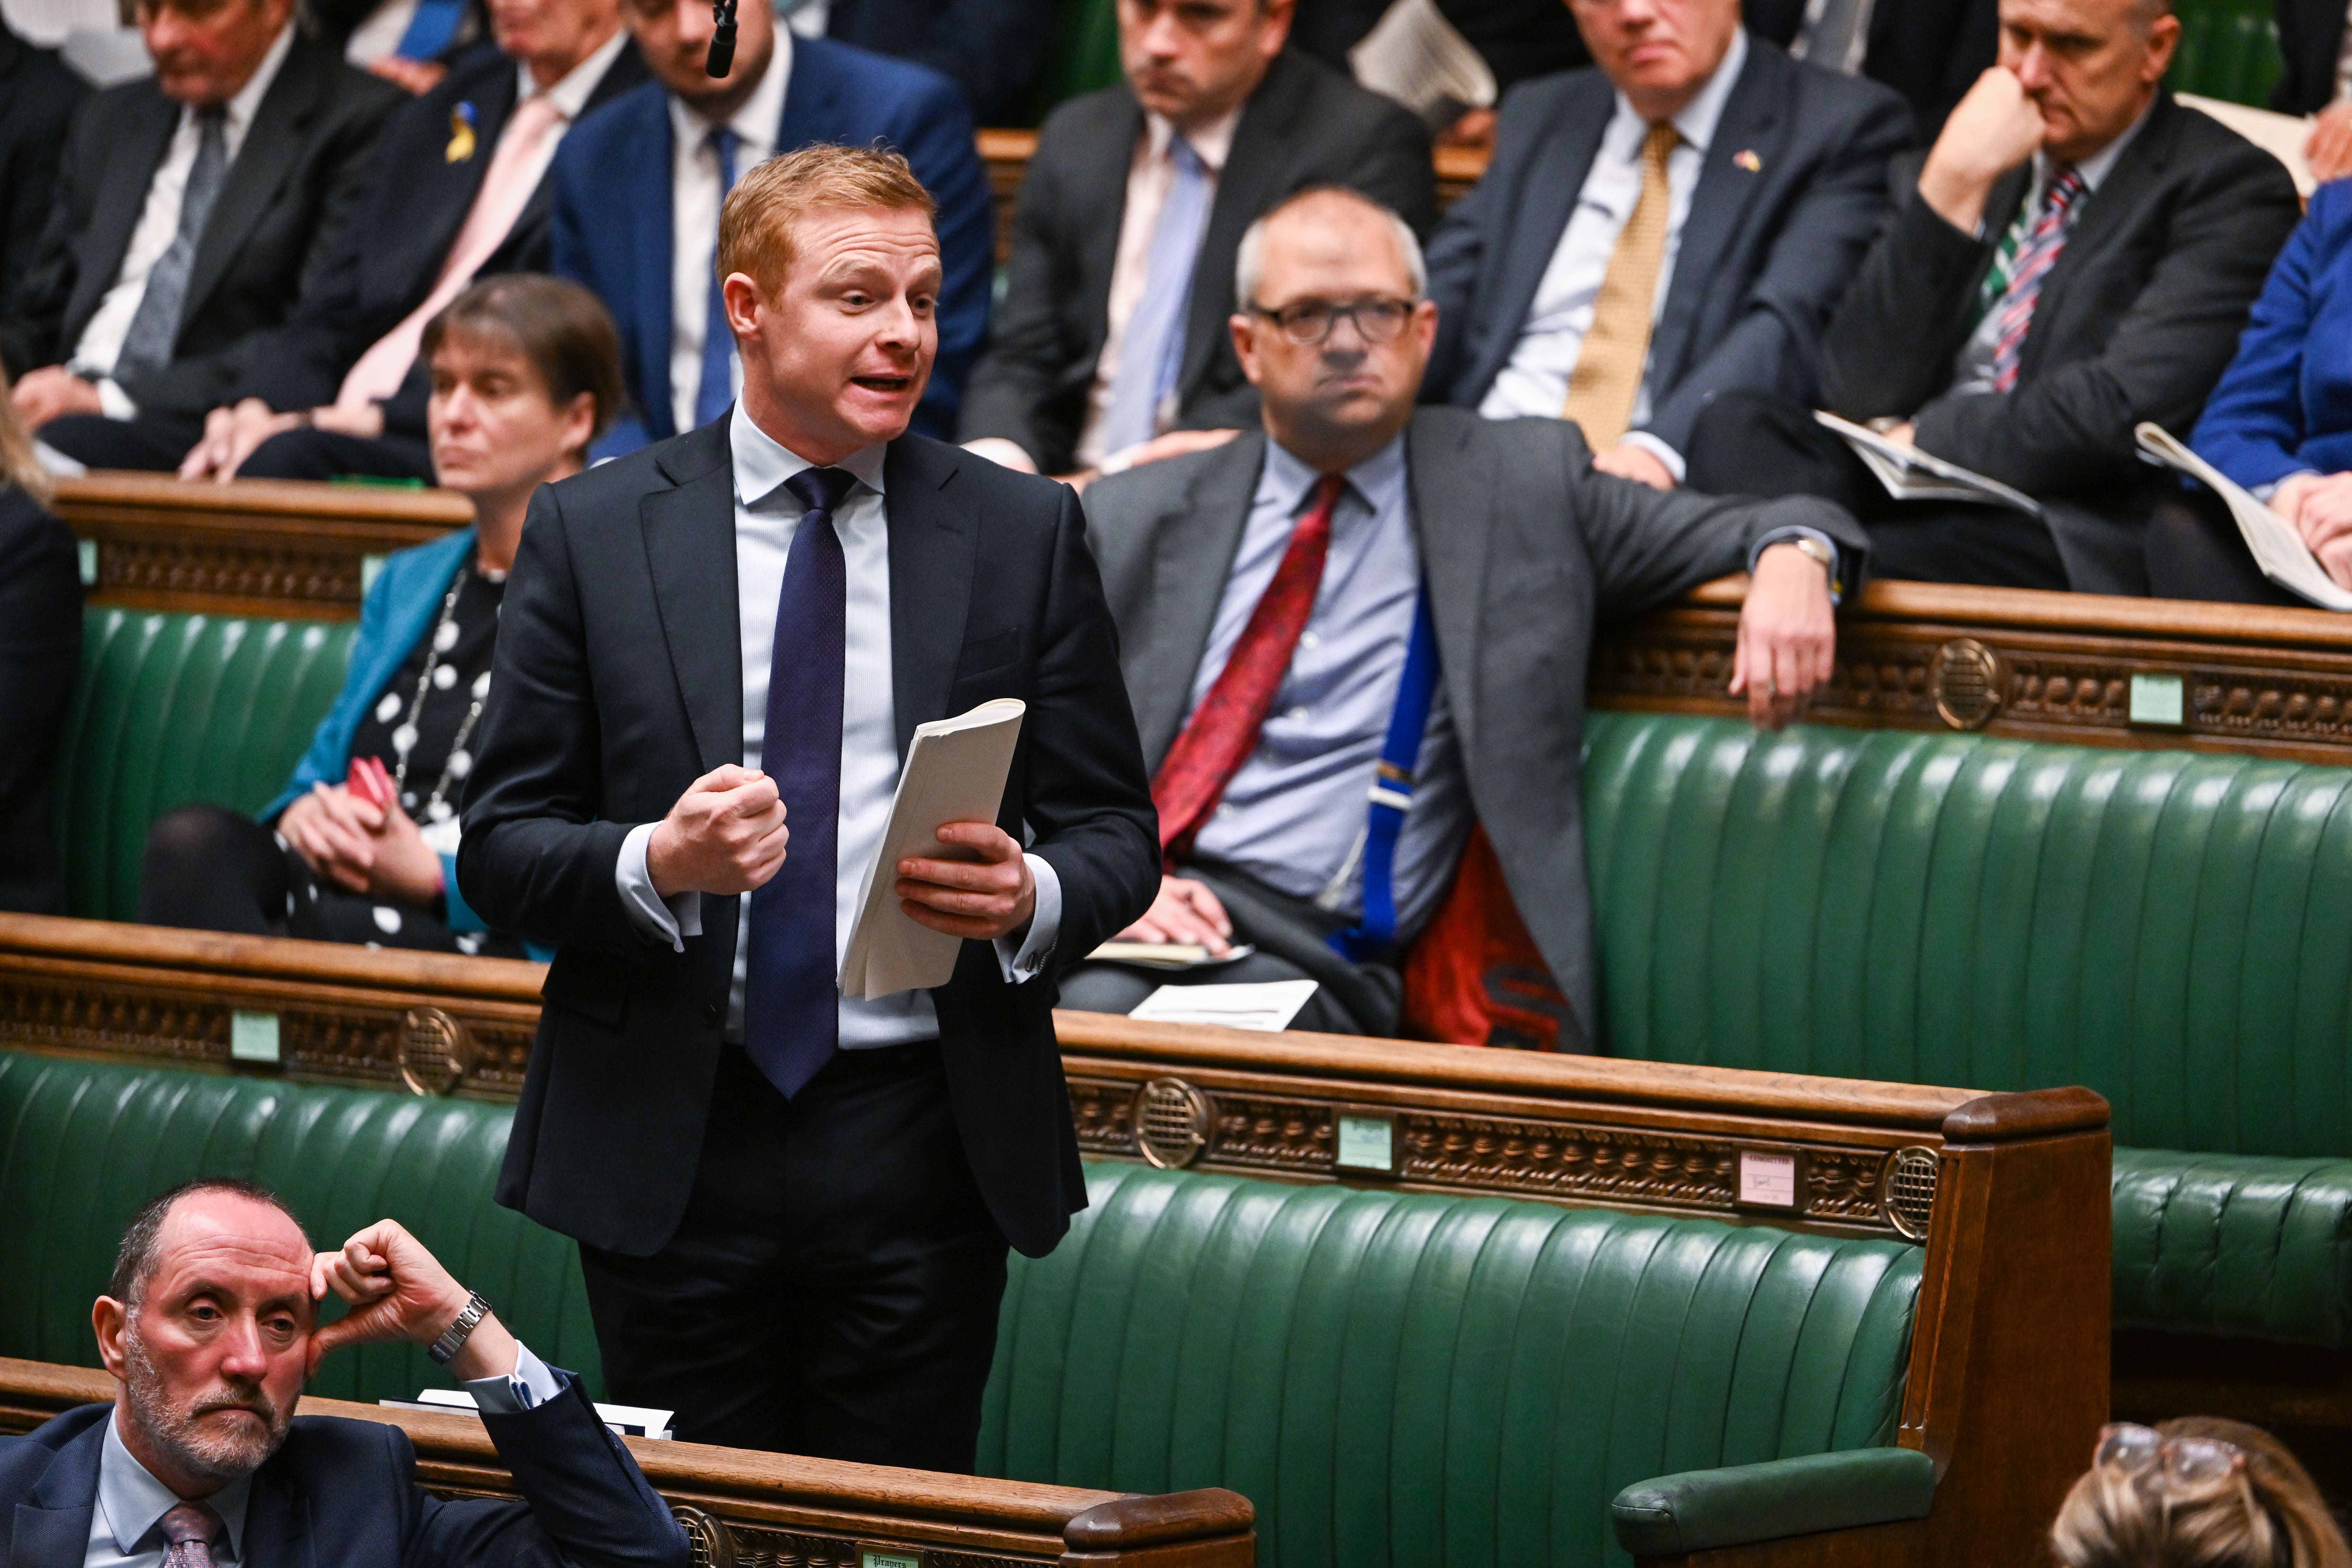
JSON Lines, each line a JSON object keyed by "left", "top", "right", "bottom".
{"left": 77, "top": 539, "right": 97, "bottom": 586}
{"left": 1737, "top": 1150, "right": 1799, "bottom": 1207}
{"left": 860, "top": 1550, "right": 921, "bottom": 1568}
{"left": 1336, "top": 1113, "right": 1396, "bottom": 1173}
{"left": 2129, "top": 672, "right": 2185, "bottom": 727}
{"left": 361, "top": 553, "right": 388, "bottom": 595}
{"left": 230, "top": 1010, "right": 281, "bottom": 1064}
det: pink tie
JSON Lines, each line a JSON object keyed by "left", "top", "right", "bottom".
{"left": 159, "top": 1501, "right": 225, "bottom": 1568}
{"left": 335, "top": 92, "right": 567, "bottom": 410}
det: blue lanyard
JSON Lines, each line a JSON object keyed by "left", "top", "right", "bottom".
{"left": 1329, "top": 586, "right": 1439, "bottom": 963}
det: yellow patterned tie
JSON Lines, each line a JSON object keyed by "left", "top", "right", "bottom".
{"left": 1563, "top": 121, "right": 1680, "bottom": 451}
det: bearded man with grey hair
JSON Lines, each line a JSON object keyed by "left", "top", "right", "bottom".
{"left": 0, "top": 1177, "right": 686, "bottom": 1568}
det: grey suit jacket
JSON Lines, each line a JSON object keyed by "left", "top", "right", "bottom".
{"left": 1081, "top": 407, "right": 1868, "bottom": 1049}
{"left": 956, "top": 50, "right": 1437, "bottom": 476}
{"left": 1424, "top": 36, "right": 1913, "bottom": 457}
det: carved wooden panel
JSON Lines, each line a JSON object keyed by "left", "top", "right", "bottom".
{"left": 92, "top": 536, "right": 367, "bottom": 613}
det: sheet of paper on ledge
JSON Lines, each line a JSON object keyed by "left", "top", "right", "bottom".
{"left": 1129, "top": 980, "right": 1319, "bottom": 1032}
{"left": 384, "top": 1389, "right": 674, "bottom": 1438}
{"left": 840, "top": 698, "right": 1025, "bottom": 999}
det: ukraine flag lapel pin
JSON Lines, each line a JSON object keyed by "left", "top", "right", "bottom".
{"left": 447, "top": 102, "right": 478, "bottom": 163}
{"left": 1732, "top": 148, "right": 1762, "bottom": 172}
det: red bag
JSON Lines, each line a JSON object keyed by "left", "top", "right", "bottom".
{"left": 1399, "top": 824, "right": 1577, "bottom": 1051}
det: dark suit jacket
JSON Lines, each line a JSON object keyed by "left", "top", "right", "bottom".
{"left": 0, "top": 487, "right": 79, "bottom": 916}
{"left": 0, "top": 34, "right": 401, "bottom": 420}
{"left": 0, "top": 1379, "right": 687, "bottom": 1568}
{"left": 457, "top": 420, "right": 1159, "bottom": 1260}
{"left": 550, "top": 39, "right": 992, "bottom": 449}
{"left": 2274, "top": 0, "right": 2348, "bottom": 114}
{"left": 1856, "top": 0, "right": 1996, "bottom": 140}
{"left": 826, "top": 0, "right": 1059, "bottom": 126}
{"left": 956, "top": 50, "right": 1437, "bottom": 476}
{"left": 1424, "top": 38, "right": 1912, "bottom": 459}
{"left": 1820, "top": 93, "right": 2303, "bottom": 592}
{"left": 0, "top": 20, "right": 90, "bottom": 293}
{"left": 1080, "top": 409, "right": 1868, "bottom": 1051}
{"left": 230, "top": 36, "right": 647, "bottom": 418}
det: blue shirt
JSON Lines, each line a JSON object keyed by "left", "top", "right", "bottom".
{"left": 1182, "top": 435, "right": 1473, "bottom": 944}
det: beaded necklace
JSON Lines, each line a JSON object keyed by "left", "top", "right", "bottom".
{"left": 389, "top": 565, "right": 494, "bottom": 834}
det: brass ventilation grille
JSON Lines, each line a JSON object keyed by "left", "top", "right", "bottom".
{"left": 1881, "top": 1146, "right": 1941, "bottom": 1240}
{"left": 397, "top": 1007, "right": 475, "bottom": 1097}
{"left": 672, "top": 1507, "right": 735, "bottom": 1568}
{"left": 1930, "top": 638, "right": 2008, "bottom": 730}
{"left": 1134, "top": 1078, "right": 1211, "bottom": 1169}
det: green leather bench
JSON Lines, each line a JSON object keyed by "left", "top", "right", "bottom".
{"left": 0, "top": 1049, "right": 1937, "bottom": 1568}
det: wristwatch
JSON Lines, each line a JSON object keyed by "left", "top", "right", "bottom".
{"left": 1778, "top": 533, "right": 1840, "bottom": 596}
{"left": 427, "top": 1291, "right": 493, "bottom": 1366}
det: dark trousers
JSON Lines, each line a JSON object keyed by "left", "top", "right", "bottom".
{"left": 1686, "top": 390, "right": 2071, "bottom": 590}
{"left": 240, "top": 426, "right": 435, "bottom": 482}
{"left": 2144, "top": 485, "right": 2304, "bottom": 607}
{"left": 577, "top": 1043, "right": 1009, "bottom": 1471}
{"left": 36, "top": 411, "right": 205, "bottom": 472}
{"left": 1055, "top": 861, "right": 1403, "bottom": 1036}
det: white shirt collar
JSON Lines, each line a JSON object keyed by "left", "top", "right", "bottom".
{"left": 516, "top": 25, "right": 629, "bottom": 121}
{"left": 1143, "top": 102, "right": 1242, "bottom": 174}
{"left": 730, "top": 399, "right": 888, "bottom": 507}
{"left": 674, "top": 30, "right": 791, "bottom": 160}
{"left": 206, "top": 21, "right": 294, "bottom": 139}
{"left": 98, "top": 1408, "right": 254, "bottom": 1562}
{"left": 1609, "top": 26, "right": 1748, "bottom": 158}
{"left": 1261, "top": 430, "right": 1408, "bottom": 520}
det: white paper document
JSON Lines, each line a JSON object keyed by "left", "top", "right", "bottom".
{"left": 1130, "top": 980, "right": 1320, "bottom": 1032}
{"left": 1815, "top": 411, "right": 2043, "bottom": 517}
{"left": 382, "top": 1390, "right": 675, "bottom": 1439}
{"left": 2134, "top": 423, "right": 2352, "bottom": 611}
{"left": 839, "top": 698, "right": 1026, "bottom": 1000}
{"left": 1349, "top": 0, "right": 1496, "bottom": 124}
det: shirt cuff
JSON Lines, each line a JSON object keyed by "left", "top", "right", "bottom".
{"left": 465, "top": 1341, "right": 563, "bottom": 1414}
{"left": 96, "top": 378, "right": 137, "bottom": 420}
{"left": 993, "top": 853, "right": 1060, "bottom": 983}
{"left": 962, "top": 437, "right": 1040, "bottom": 475}
{"left": 2252, "top": 471, "right": 2317, "bottom": 504}
{"left": 616, "top": 821, "right": 701, "bottom": 951}
{"left": 1750, "top": 525, "right": 1845, "bottom": 605}
{"left": 1618, "top": 430, "right": 1687, "bottom": 484}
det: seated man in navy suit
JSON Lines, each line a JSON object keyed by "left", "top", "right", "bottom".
{"left": 0, "top": 1177, "right": 688, "bottom": 1568}
{"left": 553, "top": 0, "right": 991, "bottom": 451}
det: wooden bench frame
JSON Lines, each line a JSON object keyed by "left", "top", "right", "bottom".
{"left": 0, "top": 914, "right": 2108, "bottom": 1568}
{"left": 0, "top": 1358, "right": 1254, "bottom": 1568}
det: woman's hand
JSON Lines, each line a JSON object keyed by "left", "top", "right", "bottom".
{"left": 278, "top": 783, "right": 444, "bottom": 904}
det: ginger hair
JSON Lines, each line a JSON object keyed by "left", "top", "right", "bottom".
{"left": 715, "top": 142, "right": 937, "bottom": 294}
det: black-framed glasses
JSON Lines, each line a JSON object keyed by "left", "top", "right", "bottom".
{"left": 1247, "top": 296, "right": 1416, "bottom": 346}
{"left": 2095, "top": 1424, "right": 2246, "bottom": 1487}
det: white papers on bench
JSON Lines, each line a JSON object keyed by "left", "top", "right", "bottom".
{"left": 381, "top": 1390, "right": 674, "bottom": 1439}
{"left": 840, "top": 698, "right": 1026, "bottom": 1000}
{"left": 1129, "top": 980, "right": 1320, "bottom": 1032}
{"left": 1815, "top": 411, "right": 2043, "bottom": 517}
{"left": 2136, "top": 423, "right": 2352, "bottom": 611}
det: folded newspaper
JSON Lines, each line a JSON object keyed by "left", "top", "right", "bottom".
{"left": 839, "top": 698, "right": 1026, "bottom": 1000}
{"left": 1815, "top": 411, "right": 2043, "bottom": 517}
{"left": 2135, "top": 423, "right": 2352, "bottom": 611}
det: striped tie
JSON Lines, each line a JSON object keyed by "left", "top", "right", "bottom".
{"left": 1986, "top": 167, "right": 2085, "bottom": 394}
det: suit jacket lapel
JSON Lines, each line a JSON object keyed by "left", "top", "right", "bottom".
{"left": 777, "top": 39, "right": 841, "bottom": 151}
{"left": 1650, "top": 39, "right": 1783, "bottom": 387}
{"left": 1405, "top": 410, "right": 1490, "bottom": 751}
{"left": 641, "top": 420, "right": 744, "bottom": 771}
{"left": 185, "top": 38, "right": 322, "bottom": 329}
{"left": 70, "top": 91, "right": 180, "bottom": 340}
{"left": 11, "top": 1417, "right": 104, "bottom": 1568}
{"left": 632, "top": 92, "right": 678, "bottom": 439}
{"left": 1473, "top": 75, "right": 1613, "bottom": 402}
{"left": 1076, "top": 93, "right": 1143, "bottom": 373}
{"left": 884, "top": 440, "right": 977, "bottom": 758}
{"left": 237, "top": 1463, "right": 313, "bottom": 1568}
{"left": 1182, "top": 61, "right": 1297, "bottom": 395}
{"left": 1131, "top": 431, "right": 1264, "bottom": 766}
{"left": 2020, "top": 95, "right": 2174, "bottom": 377}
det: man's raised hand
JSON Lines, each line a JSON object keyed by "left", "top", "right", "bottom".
{"left": 647, "top": 764, "right": 788, "bottom": 897}
{"left": 307, "top": 1218, "right": 517, "bottom": 1382}
{"left": 1918, "top": 68, "right": 2046, "bottom": 236}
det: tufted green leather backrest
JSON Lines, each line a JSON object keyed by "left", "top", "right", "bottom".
{"left": 2167, "top": 0, "right": 2283, "bottom": 106}
{"left": 56, "top": 609, "right": 355, "bottom": 923}
{"left": 1585, "top": 712, "right": 2352, "bottom": 1159}
{"left": 0, "top": 1052, "right": 602, "bottom": 1403}
{"left": 977, "top": 1161, "right": 1921, "bottom": 1568}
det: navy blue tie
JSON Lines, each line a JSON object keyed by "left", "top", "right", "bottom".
{"left": 744, "top": 466, "right": 857, "bottom": 1098}
{"left": 693, "top": 127, "right": 742, "bottom": 430}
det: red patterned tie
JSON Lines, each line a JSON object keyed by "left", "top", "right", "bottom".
{"left": 1151, "top": 473, "right": 1346, "bottom": 864}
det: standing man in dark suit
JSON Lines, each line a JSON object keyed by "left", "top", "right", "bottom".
{"left": 549, "top": 0, "right": 991, "bottom": 452}
{"left": 1685, "top": 0, "right": 2302, "bottom": 593}
{"left": 0, "top": 17, "right": 90, "bottom": 294}
{"left": 458, "top": 146, "right": 1158, "bottom": 1465}
{"left": 957, "top": 0, "right": 1436, "bottom": 483}
{"left": 167, "top": 0, "right": 647, "bottom": 483}
{"left": 1062, "top": 186, "right": 1862, "bottom": 1042}
{"left": 1423, "top": 0, "right": 1911, "bottom": 495}
{"left": 0, "top": 0, "right": 400, "bottom": 471}
{"left": 0, "top": 1177, "right": 687, "bottom": 1568}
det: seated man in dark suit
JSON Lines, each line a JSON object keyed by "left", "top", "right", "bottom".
{"left": 821, "top": 0, "right": 1061, "bottom": 126}
{"left": 1422, "top": 0, "right": 1911, "bottom": 497}
{"left": 169, "top": 0, "right": 647, "bottom": 482}
{"left": 1683, "top": 0, "right": 2302, "bottom": 594}
{"left": 0, "top": 1176, "right": 688, "bottom": 1568}
{"left": 957, "top": 0, "right": 1436, "bottom": 482}
{"left": 550, "top": 0, "right": 991, "bottom": 451}
{"left": 1062, "top": 186, "right": 1864, "bottom": 1042}
{"left": 0, "top": 17, "right": 91, "bottom": 292}
{"left": 0, "top": 0, "right": 400, "bottom": 472}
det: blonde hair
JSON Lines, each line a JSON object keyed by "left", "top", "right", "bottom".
{"left": 2051, "top": 1419, "right": 2352, "bottom": 1568}
{"left": 715, "top": 143, "right": 937, "bottom": 294}
{"left": 0, "top": 369, "right": 55, "bottom": 505}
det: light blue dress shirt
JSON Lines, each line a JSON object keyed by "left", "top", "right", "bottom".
{"left": 616, "top": 403, "right": 1062, "bottom": 1043}
{"left": 1182, "top": 436, "right": 1474, "bottom": 945}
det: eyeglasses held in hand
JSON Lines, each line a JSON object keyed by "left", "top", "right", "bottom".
{"left": 1246, "top": 297, "right": 1417, "bottom": 346}
{"left": 2095, "top": 1423, "right": 2247, "bottom": 1487}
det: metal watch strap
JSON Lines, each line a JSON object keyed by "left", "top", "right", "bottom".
{"left": 427, "top": 1291, "right": 491, "bottom": 1366}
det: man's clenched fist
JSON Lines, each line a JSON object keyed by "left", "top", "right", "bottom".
{"left": 648, "top": 764, "right": 789, "bottom": 897}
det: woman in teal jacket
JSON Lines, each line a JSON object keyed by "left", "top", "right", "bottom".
{"left": 139, "top": 275, "right": 620, "bottom": 958}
